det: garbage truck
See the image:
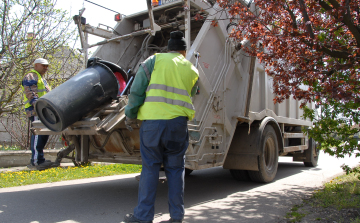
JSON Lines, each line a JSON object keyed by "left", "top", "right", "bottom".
{"left": 32, "top": 0, "right": 319, "bottom": 183}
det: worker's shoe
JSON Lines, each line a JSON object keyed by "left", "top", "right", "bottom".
{"left": 122, "top": 214, "right": 153, "bottom": 223}
{"left": 26, "top": 163, "right": 37, "bottom": 170}
{"left": 169, "top": 218, "right": 183, "bottom": 223}
{"left": 27, "top": 160, "right": 54, "bottom": 171}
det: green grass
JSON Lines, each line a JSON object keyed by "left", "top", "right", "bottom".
{"left": 312, "top": 171, "right": 360, "bottom": 210}
{"left": 285, "top": 167, "right": 360, "bottom": 222}
{"left": 285, "top": 212, "right": 306, "bottom": 223}
{"left": 0, "top": 163, "right": 142, "bottom": 188}
{"left": 285, "top": 205, "right": 306, "bottom": 222}
{"left": 0, "top": 145, "right": 22, "bottom": 151}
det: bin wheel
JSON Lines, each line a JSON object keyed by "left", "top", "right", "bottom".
{"left": 185, "top": 168, "right": 193, "bottom": 176}
{"left": 304, "top": 138, "right": 320, "bottom": 167}
{"left": 248, "top": 125, "right": 279, "bottom": 183}
{"left": 230, "top": 169, "right": 250, "bottom": 181}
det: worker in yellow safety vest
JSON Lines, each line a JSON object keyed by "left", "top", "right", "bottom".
{"left": 22, "top": 58, "right": 54, "bottom": 170}
{"left": 123, "top": 31, "right": 199, "bottom": 223}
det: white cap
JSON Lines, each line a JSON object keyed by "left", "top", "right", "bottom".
{"left": 34, "top": 58, "right": 49, "bottom": 65}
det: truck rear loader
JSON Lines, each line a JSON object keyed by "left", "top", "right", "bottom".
{"left": 32, "top": 0, "right": 319, "bottom": 183}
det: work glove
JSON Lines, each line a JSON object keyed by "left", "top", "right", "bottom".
{"left": 125, "top": 116, "right": 138, "bottom": 132}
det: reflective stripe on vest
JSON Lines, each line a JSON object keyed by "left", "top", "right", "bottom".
{"left": 22, "top": 70, "right": 49, "bottom": 108}
{"left": 146, "top": 84, "right": 190, "bottom": 98}
{"left": 144, "top": 96, "right": 195, "bottom": 110}
{"left": 137, "top": 53, "right": 199, "bottom": 120}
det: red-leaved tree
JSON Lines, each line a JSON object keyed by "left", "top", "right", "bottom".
{"left": 212, "top": 0, "right": 359, "bottom": 172}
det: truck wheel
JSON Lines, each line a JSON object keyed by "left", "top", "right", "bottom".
{"left": 304, "top": 138, "right": 319, "bottom": 167}
{"left": 248, "top": 125, "right": 279, "bottom": 183}
{"left": 230, "top": 169, "right": 250, "bottom": 181}
{"left": 185, "top": 168, "right": 193, "bottom": 176}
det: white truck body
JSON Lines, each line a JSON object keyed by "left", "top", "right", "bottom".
{"left": 33, "top": 0, "right": 317, "bottom": 182}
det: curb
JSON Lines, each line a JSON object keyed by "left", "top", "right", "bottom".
{"left": 0, "top": 149, "right": 72, "bottom": 168}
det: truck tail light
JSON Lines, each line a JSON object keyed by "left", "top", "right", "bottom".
{"left": 115, "top": 13, "right": 122, "bottom": 22}
{"left": 152, "top": 0, "right": 159, "bottom": 6}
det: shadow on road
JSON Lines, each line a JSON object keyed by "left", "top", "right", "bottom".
{"left": 0, "top": 160, "right": 323, "bottom": 223}
{"left": 181, "top": 161, "right": 319, "bottom": 223}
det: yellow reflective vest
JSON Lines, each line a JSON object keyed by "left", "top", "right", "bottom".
{"left": 137, "top": 53, "right": 199, "bottom": 120}
{"left": 22, "top": 69, "right": 50, "bottom": 109}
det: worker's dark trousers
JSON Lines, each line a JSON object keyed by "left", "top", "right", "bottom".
{"left": 134, "top": 116, "right": 188, "bottom": 221}
{"left": 29, "top": 116, "right": 49, "bottom": 165}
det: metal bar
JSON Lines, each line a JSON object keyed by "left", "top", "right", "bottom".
{"left": 283, "top": 133, "right": 305, "bottom": 138}
{"left": 65, "top": 129, "right": 98, "bottom": 135}
{"left": 146, "top": 0, "right": 155, "bottom": 32}
{"left": 83, "top": 24, "right": 117, "bottom": 39}
{"left": 81, "top": 135, "right": 89, "bottom": 162}
{"left": 89, "top": 156, "right": 142, "bottom": 165}
{"left": 245, "top": 56, "right": 256, "bottom": 117}
{"left": 281, "top": 123, "right": 285, "bottom": 152}
{"left": 187, "top": 123, "right": 199, "bottom": 127}
{"left": 120, "top": 76, "right": 134, "bottom": 96}
{"left": 77, "top": 9, "right": 86, "bottom": 49}
{"left": 84, "top": 32, "right": 88, "bottom": 67}
{"left": 185, "top": 0, "right": 191, "bottom": 51}
{"left": 88, "top": 29, "right": 152, "bottom": 48}
{"left": 70, "top": 117, "right": 100, "bottom": 127}
{"left": 76, "top": 8, "right": 88, "bottom": 68}
{"left": 283, "top": 145, "right": 307, "bottom": 153}
{"left": 32, "top": 128, "right": 59, "bottom": 135}
{"left": 194, "top": 52, "right": 200, "bottom": 68}
{"left": 27, "top": 118, "right": 30, "bottom": 150}
{"left": 72, "top": 136, "right": 81, "bottom": 162}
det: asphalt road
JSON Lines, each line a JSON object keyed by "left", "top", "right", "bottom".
{"left": 0, "top": 151, "right": 359, "bottom": 223}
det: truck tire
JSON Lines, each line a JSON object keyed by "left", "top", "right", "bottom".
{"left": 230, "top": 169, "right": 250, "bottom": 181}
{"left": 304, "top": 138, "right": 319, "bottom": 167}
{"left": 248, "top": 125, "right": 279, "bottom": 183}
